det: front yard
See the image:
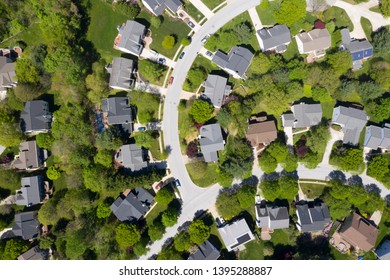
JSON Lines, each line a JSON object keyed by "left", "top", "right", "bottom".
{"left": 186, "top": 161, "right": 218, "bottom": 187}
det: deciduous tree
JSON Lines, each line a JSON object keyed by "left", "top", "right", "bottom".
{"left": 188, "top": 220, "right": 210, "bottom": 245}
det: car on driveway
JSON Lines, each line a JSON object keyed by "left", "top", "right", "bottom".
{"left": 201, "top": 34, "right": 211, "bottom": 45}
{"left": 137, "top": 127, "right": 146, "bottom": 131}
{"left": 187, "top": 21, "right": 195, "bottom": 28}
{"left": 205, "top": 51, "right": 213, "bottom": 57}
{"left": 158, "top": 58, "right": 166, "bottom": 65}
{"left": 179, "top": 52, "right": 185, "bottom": 59}
{"left": 169, "top": 76, "right": 174, "bottom": 85}
{"left": 175, "top": 179, "right": 181, "bottom": 187}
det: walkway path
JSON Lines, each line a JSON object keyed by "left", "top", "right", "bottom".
{"left": 189, "top": 0, "right": 215, "bottom": 19}
{"left": 320, "top": 128, "right": 343, "bottom": 166}
{"left": 248, "top": 7, "right": 264, "bottom": 49}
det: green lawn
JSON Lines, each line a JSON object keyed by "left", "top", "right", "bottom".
{"left": 321, "top": 100, "right": 337, "bottom": 120}
{"left": 300, "top": 182, "right": 327, "bottom": 199}
{"left": 282, "top": 40, "right": 299, "bottom": 61}
{"left": 202, "top": 0, "right": 224, "bottom": 10}
{"left": 178, "top": 99, "right": 198, "bottom": 153}
{"left": 256, "top": 2, "right": 277, "bottom": 26}
{"left": 323, "top": 7, "right": 354, "bottom": 31}
{"left": 0, "top": 23, "right": 44, "bottom": 49}
{"left": 87, "top": 0, "right": 191, "bottom": 60}
{"left": 238, "top": 240, "right": 264, "bottom": 260}
{"left": 149, "top": 136, "right": 168, "bottom": 161}
{"left": 271, "top": 228, "right": 296, "bottom": 246}
{"left": 145, "top": 202, "right": 168, "bottom": 225}
{"left": 369, "top": 5, "right": 382, "bottom": 13}
{"left": 360, "top": 17, "right": 372, "bottom": 41}
{"left": 186, "top": 161, "right": 218, "bottom": 187}
{"left": 183, "top": 1, "right": 205, "bottom": 22}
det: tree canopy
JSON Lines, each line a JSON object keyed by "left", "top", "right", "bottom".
{"left": 189, "top": 99, "right": 214, "bottom": 124}
{"left": 274, "top": 0, "right": 307, "bottom": 27}
{"left": 115, "top": 223, "right": 140, "bottom": 249}
{"left": 188, "top": 220, "right": 210, "bottom": 245}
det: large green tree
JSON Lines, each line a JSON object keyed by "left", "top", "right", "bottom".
{"left": 115, "top": 223, "right": 140, "bottom": 249}
{"left": 174, "top": 231, "right": 192, "bottom": 252}
{"left": 0, "top": 239, "right": 29, "bottom": 260}
{"left": 188, "top": 220, "right": 210, "bottom": 245}
{"left": 274, "top": 0, "right": 307, "bottom": 27}
{"left": 155, "top": 187, "right": 175, "bottom": 206}
{"left": 189, "top": 99, "right": 214, "bottom": 123}
{"left": 138, "top": 59, "right": 166, "bottom": 84}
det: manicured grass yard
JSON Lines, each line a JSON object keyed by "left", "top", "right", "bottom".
{"left": 282, "top": 40, "right": 299, "bottom": 61}
{"left": 183, "top": 1, "right": 205, "bottom": 22}
{"left": 360, "top": 17, "right": 373, "bottom": 41}
{"left": 256, "top": 2, "right": 277, "bottom": 26}
{"left": 369, "top": 5, "right": 382, "bottom": 13}
{"left": 87, "top": 0, "right": 191, "bottom": 60}
{"left": 0, "top": 23, "right": 45, "bottom": 49}
{"left": 202, "top": 0, "right": 225, "bottom": 10}
{"left": 145, "top": 202, "right": 168, "bottom": 225}
{"left": 238, "top": 240, "right": 264, "bottom": 260}
{"left": 178, "top": 99, "right": 198, "bottom": 153}
{"left": 186, "top": 161, "right": 218, "bottom": 187}
{"left": 321, "top": 100, "right": 337, "bottom": 120}
{"left": 300, "top": 182, "right": 327, "bottom": 199}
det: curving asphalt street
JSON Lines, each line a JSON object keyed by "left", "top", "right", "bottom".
{"left": 140, "top": 0, "right": 390, "bottom": 259}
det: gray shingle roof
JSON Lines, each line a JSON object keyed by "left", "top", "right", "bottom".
{"left": 143, "top": 0, "right": 182, "bottom": 16}
{"left": 255, "top": 204, "right": 289, "bottom": 229}
{"left": 218, "top": 218, "right": 254, "bottom": 251}
{"left": 116, "top": 20, "right": 146, "bottom": 56}
{"left": 116, "top": 144, "right": 148, "bottom": 171}
{"left": 376, "top": 239, "right": 390, "bottom": 260}
{"left": 212, "top": 46, "right": 254, "bottom": 79}
{"left": 20, "top": 100, "right": 52, "bottom": 134}
{"left": 332, "top": 106, "right": 368, "bottom": 146}
{"left": 107, "top": 57, "right": 135, "bottom": 90}
{"left": 110, "top": 188, "right": 154, "bottom": 222}
{"left": 364, "top": 125, "right": 390, "bottom": 150}
{"left": 282, "top": 103, "right": 322, "bottom": 128}
{"left": 16, "top": 176, "right": 45, "bottom": 206}
{"left": 296, "top": 202, "right": 331, "bottom": 232}
{"left": 296, "top": 29, "right": 331, "bottom": 53}
{"left": 13, "top": 141, "right": 44, "bottom": 170}
{"left": 12, "top": 211, "right": 40, "bottom": 240}
{"left": 102, "top": 97, "right": 132, "bottom": 125}
{"left": 203, "top": 74, "right": 230, "bottom": 108}
{"left": 188, "top": 240, "right": 220, "bottom": 260}
{"left": 257, "top": 24, "right": 291, "bottom": 52}
{"left": 199, "top": 124, "right": 224, "bottom": 162}
{"left": 17, "top": 246, "right": 48, "bottom": 260}
{"left": 0, "top": 56, "right": 16, "bottom": 89}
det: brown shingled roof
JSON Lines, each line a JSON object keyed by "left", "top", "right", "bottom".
{"left": 246, "top": 119, "right": 277, "bottom": 147}
{"left": 338, "top": 213, "right": 379, "bottom": 252}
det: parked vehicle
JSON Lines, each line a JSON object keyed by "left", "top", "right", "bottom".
{"left": 187, "top": 21, "right": 195, "bottom": 28}
{"left": 219, "top": 217, "right": 226, "bottom": 225}
{"left": 205, "top": 51, "right": 213, "bottom": 57}
{"left": 137, "top": 127, "right": 146, "bottom": 131}
{"left": 169, "top": 76, "right": 174, "bottom": 85}
{"left": 179, "top": 52, "right": 185, "bottom": 59}
{"left": 201, "top": 34, "right": 211, "bottom": 45}
{"left": 175, "top": 179, "right": 181, "bottom": 187}
{"left": 158, "top": 58, "right": 166, "bottom": 65}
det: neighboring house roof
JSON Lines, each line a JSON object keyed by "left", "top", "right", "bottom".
{"left": 203, "top": 74, "right": 231, "bottom": 108}
{"left": 0, "top": 56, "right": 16, "bottom": 89}
{"left": 16, "top": 175, "right": 45, "bottom": 206}
{"left": 282, "top": 103, "right": 322, "bottom": 128}
{"left": 20, "top": 100, "right": 52, "bottom": 134}
{"left": 116, "top": 144, "right": 148, "bottom": 171}
{"left": 332, "top": 106, "right": 368, "bottom": 146}
{"left": 212, "top": 46, "right": 254, "bottom": 79}
{"left": 296, "top": 29, "right": 331, "bottom": 53}
{"left": 376, "top": 239, "right": 390, "bottom": 260}
{"left": 339, "top": 213, "right": 379, "bottom": 252}
{"left": 110, "top": 188, "right": 154, "bottom": 222}
{"left": 255, "top": 204, "right": 290, "bottom": 229}
{"left": 14, "top": 141, "right": 44, "bottom": 170}
{"left": 102, "top": 97, "right": 132, "bottom": 125}
{"left": 17, "top": 246, "right": 48, "bottom": 260}
{"left": 246, "top": 117, "right": 277, "bottom": 147}
{"left": 257, "top": 24, "right": 291, "bottom": 52}
{"left": 340, "top": 28, "right": 373, "bottom": 65}
{"left": 142, "top": 0, "right": 182, "bottom": 16}
{"left": 199, "top": 124, "right": 224, "bottom": 162}
{"left": 188, "top": 240, "right": 220, "bottom": 260}
{"left": 296, "top": 202, "right": 331, "bottom": 232}
{"left": 107, "top": 57, "right": 135, "bottom": 90}
{"left": 218, "top": 218, "right": 255, "bottom": 251}
{"left": 8, "top": 211, "right": 40, "bottom": 240}
{"left": 115, "top": 20, "right": 146, "bottom": 56}
{"left": 364, "top": 125, "right": 390, "bottom": 150}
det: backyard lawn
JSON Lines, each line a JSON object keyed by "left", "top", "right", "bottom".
{"left": 87, "top": 0, "right": 191, "bottom": 60}
{"left": 0, "top": 23, "right": 45, "bottom": 49}
{"left": 145, "top": 201, "right": 168, "bottom": 225}
{"left": 300, "top": 182, "right": 327, "bottom": 199}
{"left": 202, "top": 0, "right": 225, "bottom": 10}
{"left": 186, "top": 161, "right": 218, "bottom": 187}
{"left": 238, "top": 240, "right": 264, "bottom": 260}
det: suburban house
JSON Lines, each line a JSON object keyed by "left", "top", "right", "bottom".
{"left": 142, "top": 0, "right": 182, "bottom": 16}
{"left": 0, "top": 56, "right": 17, "bottom": 91}
{"left": 333, "top": 212, "right": 379, "bottom": 252}
{"left": 16, "top": 175, "right": 45, "bottom": 207}
{"left": 340, "top": 28, "right": 373, "bottom": 70}
{"left": 218, "top": 218, "right": 255, "bottom": 252}
{"left": 375, "top": 239, "right": 390, "bottom": 260}
{"left": 13, "top": 141, "right": 47, "bottom": 170}
{"left": 110, "top": 188, "right": 154, "bottom": 222}
{"left": 332, "top": 105, "right": 369, "bottom": 146}
{"left": 364, "top": 124, "right": 390, "bottom": 152}
{"left": 281, "top": 103, "right": 322, "bottom": 129}
{"left": 102, "top": 96, "right": 132, "bottom": 133}
{"left": 255, "top": 203, "right": 290, "bottom": 230}
{"left": 17, "top": 246, "right": 49, "bottom": 260}
{"left": 296, "top": 201, "right": 331, "bottom": 232}
{"left": 257, "top": 24, "right": 291, "bottom": 53}
{"left": 212, "top": 46, "right": 254, "bottom": 79}
{"left": 115, "top": 144, "right": 148, "bottom": 171}
{"left": 295, "top": 29, "right": 331, "bottom": 62}
{"left": 113, "top": 20, "right": 146, "bottom": 57}
{"left": 246, "top": 116, "right": 277, "bottom": 149}
{"left": 0, "top": 211, "right": 40, "bottom": 240}
{"left": 199, "top": 123, "right": 225, "bottom": 163}
{"left": 202, "top": 74, "right": 231, "bottom": 108}
{"left": 106, "top": 57, "right": 136, "bottom": 91}
{"left": 188, "top": 239, "right": 220, "bottom": 260}
{"left": 20, "top": 100, "right": 52, "bottom": 134}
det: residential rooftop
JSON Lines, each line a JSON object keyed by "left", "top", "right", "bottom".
{"left": 203, "top": 74, "right": 231, "bottom": 108}
{"left": 218, "top": 218, "right": 255, "bottom": 252}
{"left": 282, "top": 103, "right": 322, "bottom": 128}
{"left": 257, "top": 24, "right": 291, "bottom": 53}
{"left": 20, "top": 100, "right": 52, "bottom": 134}
{"left": 115, "top": 144, "right": 148, "bottom": 171}
{"left": 212, "top": 46, "right": 254, "bottom": 79}
{"left": 199, "top": 124, "right": 224, "bottom": 163}
{"left": 296, "top": 201, "right": 331, "bottom": 232}
{"left": 107, "top": 57, "right": 135, "bottom": 91}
